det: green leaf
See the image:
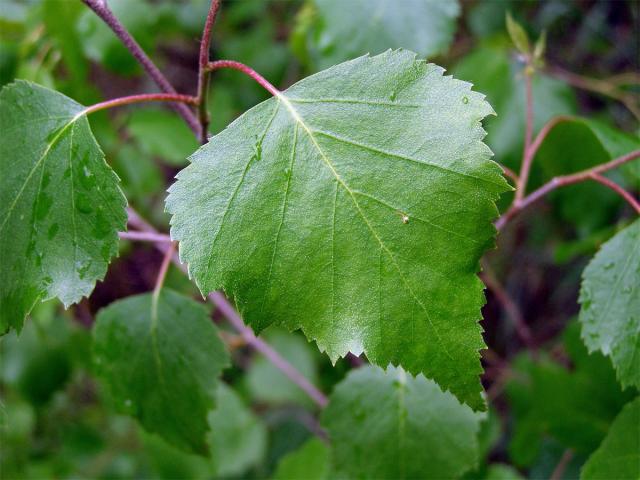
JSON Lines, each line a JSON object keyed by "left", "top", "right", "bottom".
{"left": 142, "top": 383, "right": 267, "bottom": 478}
{"left": 581, "top": 397, "right": 640, "bottom": 480}
{"left": 208, "top": 383, "right": 267, "bottom": 477}
{"left": 476, "top": 408, "right": 502, "bottom": 463}
{"left": 0, "top": 306, "right": 89, "bottom": 406}
{"left": 271, "top": 438, "right": 331, "bottom": 480}
{"left": 0, "top": 80, "right": 126, "bottom": 334}
{"left": 505, "top": 13, "right": 530, "bottom": 55}
{"left": 142, "top": 432, "right": 214, "bottom": 480}
{"left": 127, "top": 109, "right": 199, "bottom": 167}
{"left": 579, "top": 219, "right": 640, "bottom": 389}
{"left": 92, "top": 289, "right": 230, "bottom": 454}
{"left": 320, "top": 365, "right": 481, "bottom": 479}
{"left": 485, "top": 464, "right": 525, "bottom": 480}
{"left": 505, "top": 322, "right": 635, "bottom": 467}
{"left": 301, "top": 0, "right": 460, "bottom": 69}
{"left": 167, "top": 50, "right": 509, "bottom": 411}
{"left": 246, "top": 328, "right": 319, "bottom": 407}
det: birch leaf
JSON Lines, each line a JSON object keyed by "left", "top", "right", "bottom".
{"left": 167, "top": 51, "right": 509, "bottom": 410}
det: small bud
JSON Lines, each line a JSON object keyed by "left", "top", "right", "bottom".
{"left": 533, "top": 30, "right": 547, "bottom": 65}
{"left": 506, "top": 12, "right": 530, "bottom": 56}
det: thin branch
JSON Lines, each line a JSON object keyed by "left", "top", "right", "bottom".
{"left": 496, "top": 149, "right": 640, "bottom": 229}
{"left": 119, "top": 231, "right": 173, "bottom": 243}
{"left": 196, "top": 0, "right": 222, "bottom": 144}
{"left": 209, "top": 291, "right": 329, "bottom": 408}
{"left": 515, "top": 70, "right": 535, "bottom": 203}
{"left": 126, "top": 207, "right": 156, "bottom": 232}
{"left": 547, "top": 65, "right": 640, "bottom": 120}
{"left": 550, "top": 449, "right": 574, "bottom": 480}
{"left": 527, "top": 115, "right": 573, "bottom": 164}
{"left": 82, "top": 93, "right": 198, "bottom": 116}
{"left": 207, "top": 60, "right": 281, "bottom": 97}
{"left": 587, "top": 172, "right": 640, "bottom": 214}
{"left": 82, "top": 0, "right": 200, "bottom": 134}
{"left": 126, "top": 208, "right": 329, "bottom": 409}
{"left": 481, "top": 263, "right": 535, "bottom": 349}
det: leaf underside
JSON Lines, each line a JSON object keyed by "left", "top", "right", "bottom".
{"left": 320, "top": 366, "right": 481, "bottom": 479}
{"left": 93, "top": 289, "right": 230, "bottom": 454}
{"left": 579, "top": 219, "right": 640, "bottom": 389}
{"left": 167, "top": 50, "right": 510, "bottom": 410}
{"left": 310, "top": 0, "right": 460, "bottom": 68}
{"left": 0, "top": 80, "right": 126, "bottom": 333}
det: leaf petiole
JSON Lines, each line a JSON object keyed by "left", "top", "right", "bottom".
{"left": 81, "top": 93, "right": 198, "bottom": 118}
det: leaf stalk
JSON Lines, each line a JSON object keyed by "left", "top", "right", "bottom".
{"left": 82, "top": 93, "right": 198, "bottom": 117}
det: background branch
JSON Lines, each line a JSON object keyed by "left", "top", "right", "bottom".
{"left": 496, "top": 149, "right": 640, "bottom": 229}
{"left": 516, "top": 70, "right": 535, "bottom": 203}
{"left": 82, "top": 0, "right": 201, "bottom": 135}
{"left": 481, "top": 263, "right": 535, "bottom": 349}
{"left": 196, "top": 0, "right": 222, "bottom": 143}
{"left": 547, "top": 66, "right": 640, "bottom": 120}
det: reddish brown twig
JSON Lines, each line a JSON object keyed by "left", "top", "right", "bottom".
{"left": 497, "top": 149, "right": 640, "bottom": 229}
{"left": 118, "top": 231, "right": 173, "bottom": 243}
{"left": 196, "top": 0, "right": 222, "bottom": 143}
{"left": 82, "top": 0, "right": 200, "bottom": 134}
{"left": 516, "top": 72, "right": 535, "bottom": 202}
{"left": 81, "top": 93, "right": 197, "bottom": 116}
{"left": 550, "top": 449, "right": 574, "bottom": 480}
{"left": 588, "top": 173, "right": 640, "bottom": 214}
{"left": 547, "top": 65, "right": 640, "bottom": 120}
{"left": 207, "top": 60, "right": 281, "bottom": 97}
{"left": 481, "top": 264, "right": 535, "bottom": 350}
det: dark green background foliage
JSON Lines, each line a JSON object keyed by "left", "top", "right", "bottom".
{"left": 1, "top": 0, "right": 638, "bottom": 479}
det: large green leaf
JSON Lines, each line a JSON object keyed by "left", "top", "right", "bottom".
{"left": 300, "top": 0, "right": 460, "bottom": 69}
{"left": 581, "top": 397, "right": 640, "bottom": 480}
{"left": 92, "top": 289, "right": 230, "bottom": 454}
{"left": 579, "top": 219, "right": 640, "bottom": 389}
{"left": 320, "top": 365, "right": 481, "bottom": 479}
{"left": 167, "top": 51, "right": 509, "bottom": 411}
{"left": 0, "top": 80, "right": 126, "bottom": 334}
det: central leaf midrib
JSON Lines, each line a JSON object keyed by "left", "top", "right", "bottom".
{"left": 277, "top": 93, "right": 454, "bottom": 360}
